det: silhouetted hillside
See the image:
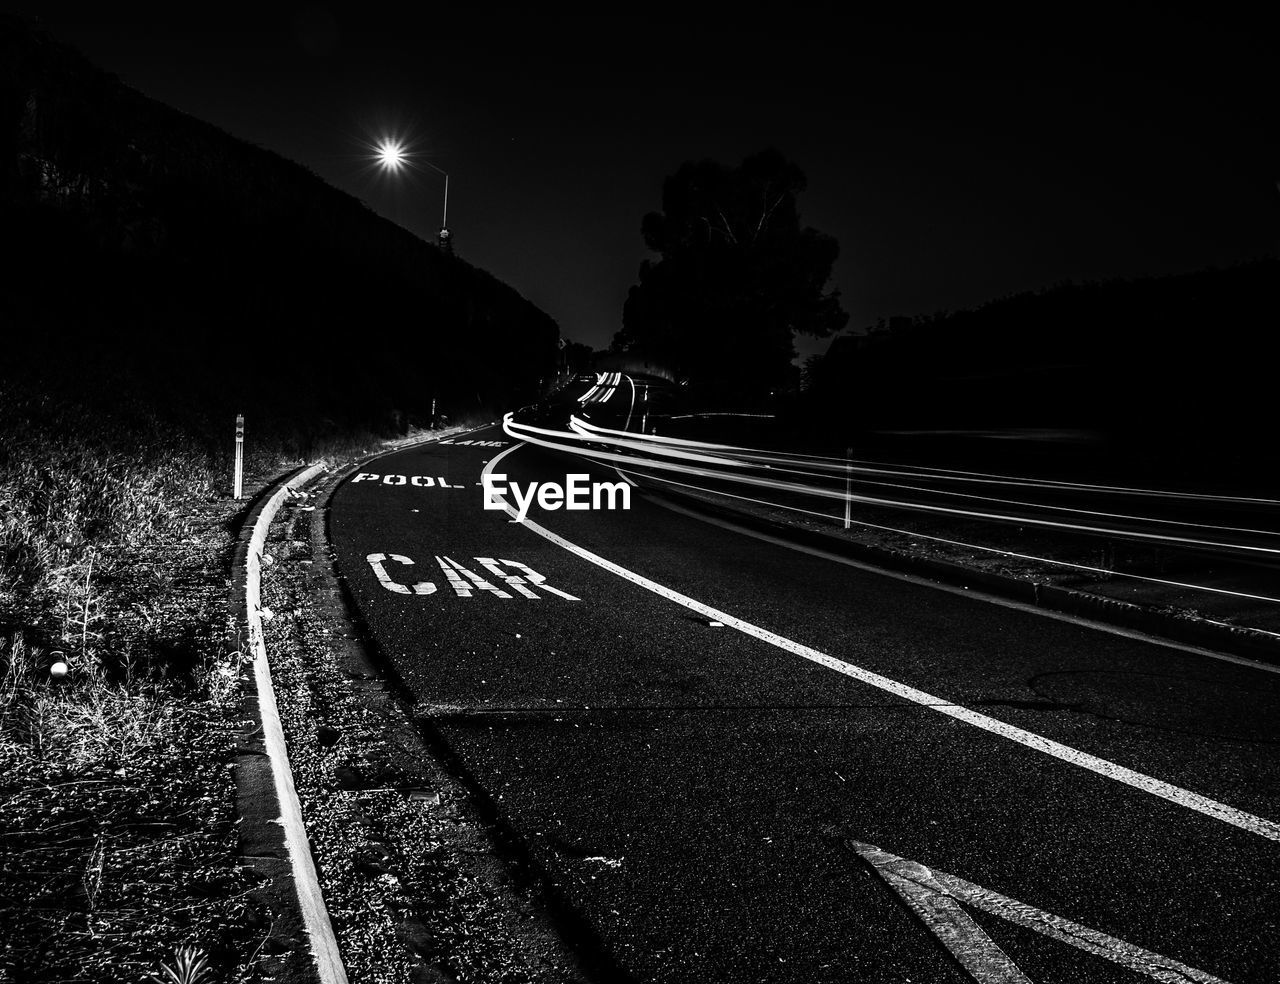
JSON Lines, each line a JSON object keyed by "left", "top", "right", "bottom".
{"left": 804, "top": 260, "right": 1278, "bottom": 443}
{"left": 0, "top": 15, "right": 559, "bottom": 442}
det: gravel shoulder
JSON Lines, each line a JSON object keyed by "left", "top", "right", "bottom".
{"left": 254, "top": 456, "right": 592, "bottom": 984}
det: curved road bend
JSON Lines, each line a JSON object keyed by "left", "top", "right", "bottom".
{"left": 326, "top": 402, "right": 1280, "bottom": 983}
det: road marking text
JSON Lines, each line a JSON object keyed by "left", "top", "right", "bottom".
{"left": 365, "top": 553, "right": 579, "bottom": 601}
{"left": 351, "top": 473, "right": 465, "bottom": 488}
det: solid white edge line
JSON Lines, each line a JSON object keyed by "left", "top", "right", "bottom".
{"left": 483, "top": 441, "right": 1280, "bottom": 843}
{"left": 247, "top": 463, "right": 348, "bottom": 984}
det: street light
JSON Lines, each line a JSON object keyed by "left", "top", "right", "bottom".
{"left": 376, "top": 138, "right": 451, "bottom": 251}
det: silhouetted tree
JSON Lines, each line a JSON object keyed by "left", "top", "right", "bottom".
{"left": 562, "top": 340, "right": 595, "bottom": 375}
{"left": 614, "top": 149, "right": 846, "bottom": 398}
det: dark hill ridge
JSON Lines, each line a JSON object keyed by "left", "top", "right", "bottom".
{"left": 0, "top": 14, "right": 558, "bottom": 435}
{"left": 805, "top": 258, "right": 1278, "bottom": 443}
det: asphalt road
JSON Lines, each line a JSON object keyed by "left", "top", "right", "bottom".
{"left": 326, "top": 382, "right": 1280, "bottom": 983}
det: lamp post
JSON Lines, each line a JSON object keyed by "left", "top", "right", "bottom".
{"left": 422, "top": 159, "right": 451, "bottom": 252}
{"left": 376, "top": 139, "right": 451, "bottom": 251}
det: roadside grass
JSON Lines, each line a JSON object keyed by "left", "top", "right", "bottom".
{"left": 0, "top": 382, "right": 281, "bottom": 982}
{"left": 0, "top": 631, "right": 262, "bottom": 981}
{"left": 0, "top": 378, "right": 474, "bottom": 980}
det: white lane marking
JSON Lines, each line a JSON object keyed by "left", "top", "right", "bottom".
{"left": 366, "top": 552, "right": 436, "bottom": 595}
{"left": 855, "top": 842, "right": 1233, "bottom": 983}
{"left": 482, "top": 443, "right": 1280, "bottom": 842}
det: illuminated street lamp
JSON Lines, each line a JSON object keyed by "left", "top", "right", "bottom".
{"left": 376, "top": 138, "right": 451, "bottom": 251}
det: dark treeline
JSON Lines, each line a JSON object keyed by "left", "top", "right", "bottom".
{"left": 0, "top": 16, "right": 559, "bottom": 450}
{"left": 615, "top": 149, "right": 846, "bottom": 402}
{"left": 803, "top": 260, "right": 1278, "bottom": 446}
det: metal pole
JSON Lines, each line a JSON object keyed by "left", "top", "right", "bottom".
{"left": 843, "top": 446, "right": 852, "bottom": 530}
{"left": 234, "top": 414, "right": 245, "bottom": 500}
{"left": 442, "top": 173, "right": 449, "bottom": 229}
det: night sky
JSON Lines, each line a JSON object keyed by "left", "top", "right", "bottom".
{"left": 17, "top": 6, "right": 1278, "bottom": 359}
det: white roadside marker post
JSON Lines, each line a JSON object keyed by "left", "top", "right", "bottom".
{"left": 234, "top": 414, "right": 245, "bottom": 500}
{"left": 844, "top": 446, "right": 852, "bottom": 529}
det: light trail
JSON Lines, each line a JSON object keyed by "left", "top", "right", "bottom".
{"left": 576, "top": 372, "right": 606, "bottom": 404}
{"left": 623, "top": 374, "right": 638, "bottom": 432}
{"left": 616, "top": 466, "right": 1280, "bottom": 608}
{"left": 575, "top": 418, "right": 1280, "bottom": 539}
{"left": 504, "top": 416, "right": 1280, "bottom": 558}
{"left": 572, "top": 419, "right": 1280, "bottom": 507}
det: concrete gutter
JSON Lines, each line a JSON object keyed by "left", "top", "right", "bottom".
{"left": 226, "top": 427, "right": 481, "bottom": 981}
{"left": 231, "top": 462, "right": 347, "bottom": 984}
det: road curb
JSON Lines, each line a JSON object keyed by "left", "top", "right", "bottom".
{"left": 225, "top": 425, "right": 486, "bottom": 981}
{"left": 230, "top": 462, "right": 347, "bottom": 984}
{"left": 651, "top": 487, "right": 1280, "bottom": 667}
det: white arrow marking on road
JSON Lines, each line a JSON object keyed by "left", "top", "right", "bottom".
{"left": 857, "top": 842, "right": 1030, "bottom": 983}
{"left": 854, "top": 841, "right": 1232, "bottom": 983}
{"left": 481, "top": 443, "right": 1280, "bottom": 843}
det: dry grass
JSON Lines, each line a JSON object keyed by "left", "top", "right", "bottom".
{"left": 0, "top": 381, "right": 282, "bottom": 982}
{"left": 0, "top": 629, "right": 266, "bottom": 981}
{"left": 0, "top": 378, "right": 459, "bottom": 980}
